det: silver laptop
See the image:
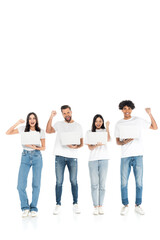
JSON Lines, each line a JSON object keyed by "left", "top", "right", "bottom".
{"left": 21, "top": 131, "right": 41, "bottom": 145}
{"left": 119, "top": 126, "right": 140, "bottom": 139}
{"left": 60, "top": 132, "right": 81, "bottom": 145}
{"left": 85, "top": 132, "right": 108, "bottom": 145}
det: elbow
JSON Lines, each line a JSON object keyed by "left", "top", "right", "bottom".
{"left": 46, "top": 129, "right": 50, "bottom": 134}
{"left": 151, "top": 125, "right": 158, "bottom": 130}
{"left": 46, "top": 128, "right": 49, "bottom": 133}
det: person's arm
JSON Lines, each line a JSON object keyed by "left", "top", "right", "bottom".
{"left": 116, "top": 138, "right": 133, "bottom": 145}
{"left": 67, "top": 138, "right": 83, "bottom": 149}
{"left": 6, "top": 119, "right": 25, "bottom": 135}
{"left": 46, "top": 111, "right": 57, "bottom": 133}
{"left": 26, "top": 138, "right": 46, "bottom": 151}
{"left": 106, "top": 121, "right": 111, "bottom": 142}
{"left": 88, "top": 142, "right": 103, "bottom": 150}
{"left": 145, "top": 108, "right": 158, "bottom": 130}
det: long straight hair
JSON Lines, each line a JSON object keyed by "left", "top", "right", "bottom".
{"left": 91, "top": 114, "right": 105, "bottom": 132}
{"left": 24, "top": 112, "right": 41, "bottom": 132}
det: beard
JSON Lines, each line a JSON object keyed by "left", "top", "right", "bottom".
{"left": 65, "top": 116, "right": 72, "bottom": 122}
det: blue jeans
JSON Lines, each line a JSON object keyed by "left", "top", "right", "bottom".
{"left": 17, "top": 150, "right": 43, "bottom": 212}
{"left": 121, "top": 155, "right": 143, "bottom": 206}
{"left": 55, "top": 155, "right": 78, "bottom": 205}
{"left": 88, "top": 160, "right": 108, "bottom": 207}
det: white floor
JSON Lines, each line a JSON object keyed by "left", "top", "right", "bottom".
{"left": 2, "top": 196, "right": 160, "bottom": 240}
{"left": 1, "top": 142, "right": 160, "bottom": 240}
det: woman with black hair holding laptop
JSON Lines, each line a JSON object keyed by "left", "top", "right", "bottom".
{"left": 6, "top": 112, "right": 45, "bottom": 217}
{"left": 87, "top": 114, "right": 111, "bottom": 215}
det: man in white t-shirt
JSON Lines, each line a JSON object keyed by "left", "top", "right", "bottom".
{"left": 46, "top": 105, "right": 83, "bottom": 215}
{"left": 115, "top": 100, "right": 158, "bottom": 216}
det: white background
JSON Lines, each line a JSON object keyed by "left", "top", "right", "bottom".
{"left": 0, "top": 1, "right": 160, "bottom": 240}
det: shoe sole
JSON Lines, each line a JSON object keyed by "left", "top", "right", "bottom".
{"left": 120, "top": 212, "right": 128, "bottom": 216}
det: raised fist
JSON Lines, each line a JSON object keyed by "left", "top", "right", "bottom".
{"left": 50, "top": 111, "right": 57, "bottom": 118}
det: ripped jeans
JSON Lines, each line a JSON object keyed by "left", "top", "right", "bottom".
{"left": 55, "top": 155, "right": 78, "bottom": 205}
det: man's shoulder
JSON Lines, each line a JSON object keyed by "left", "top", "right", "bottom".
{"left": 73, "top": 121, "right": 82, "bottom": 127}
{"left": 132, "top": 116, "right": 142, "bottom": 122}
{"left": 54, "top": 121, "right": 64, "bottom": 125}
{"left": 116, "top": 116, "right": 139, "bottom": 124}
{"left": 116, "top": 119, "right": 124, "bottom": 125}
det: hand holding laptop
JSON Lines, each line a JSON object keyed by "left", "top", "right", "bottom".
{"left": 25, "top": 144, "right": 38, "bottom": 149}
{"left": 121, "top": 138, "right": 134, "bottom": 145}
{"left": 67, "top": 145, "right": 79, "bottom": 149}
{"left": 96, "top": 142, "right": 104, "bottom": 146}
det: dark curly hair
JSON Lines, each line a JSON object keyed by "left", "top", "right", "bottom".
{"left": 119, "top": 100, "right": 135, "bottom": 110}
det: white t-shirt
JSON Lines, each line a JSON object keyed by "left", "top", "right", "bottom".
{"left": 87, "top": 129, "right": 110, "bottom": 161}
{"left": 115, "top": 116, "right": 150, "bottom": 158}
{"left": 53, "top": 121, "right": 83, "bottom": 158}
{"left": 18, "top": 126, "right": 45, "bottom": 151}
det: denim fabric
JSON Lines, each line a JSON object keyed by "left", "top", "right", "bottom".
{"left": 121, "top": 155, "right": 143, "bottom": 206}
{"left": 88, "top": 160, "right": 108, "bottom": 207}
{"left": 17, "top": 150, "right": 43, "bottom": 212}
{"left": 55, "top": 155, "right": 78, "bottom": 205}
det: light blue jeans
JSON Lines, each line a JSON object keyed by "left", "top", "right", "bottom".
{"left": 88, "top": 160, "right": 108, "bottom": 207}
{"left": 121, "top": 155, "right": 143, "bottom": 206}
{"left": 17, "top": 150, "right": 43, "bottom": 212}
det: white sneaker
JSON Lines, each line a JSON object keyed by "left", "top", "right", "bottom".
{"left": 120, "top": 206, "right": 129, "bottom": 216}
{"left": 53, "top": 205, "right": 61, "bottom": 215}
{"left": 73, "top": 204, "right": 81, "bottom": 214}
{"left": 135, "top": 205, "right": 145, "bottom": 215}
{"left": 31, "top": 211, "right": 37, "bottom": 217}
{"left": 98, "top": 206, "right": 104, "bottom": 215}
{"left": 22, "top": 209, "right": 29, "bottom": 217}
{"left": 93, "top": 207, "right": 99, "bottom": 215}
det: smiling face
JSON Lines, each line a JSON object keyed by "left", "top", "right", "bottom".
{"left": 28, "top": 114, "right": 37, "bottom": 128}
{"left": 95, "top": 117, "right": 104, "bottom": 129}
{"left": 122, "top": 105, "right": 132, "bottom": 119}
{"left": 62, "top": 108, "right": 72, "bottom": 123}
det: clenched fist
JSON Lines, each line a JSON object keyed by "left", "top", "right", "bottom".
{"left": 145, "top": 108, "right": 151, "bottom": 115}
{"left": 17, "top": 119, "right": 25, "bottom": 124}
{"left": 50, "top": 111, "right": 57, "bottom": 118}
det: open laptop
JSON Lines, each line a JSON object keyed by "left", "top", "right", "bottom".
{"left": 85, "top": 132, "right": 108, "bottom": 145}
{"left": 119, "top": 126, "right": 140, "bottom": 139}
{"left": 21, "top": 131, "right": 41, "bottom": 145}
{"left": 60, "top": 132, "right": 81, "bottom": 145}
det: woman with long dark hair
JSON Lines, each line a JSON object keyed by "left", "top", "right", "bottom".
{"left": 87, "top": 114, "right": 111, "bottom": 215}
{"left": 6, "top": 112, "right": 45, "bottom": 217}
